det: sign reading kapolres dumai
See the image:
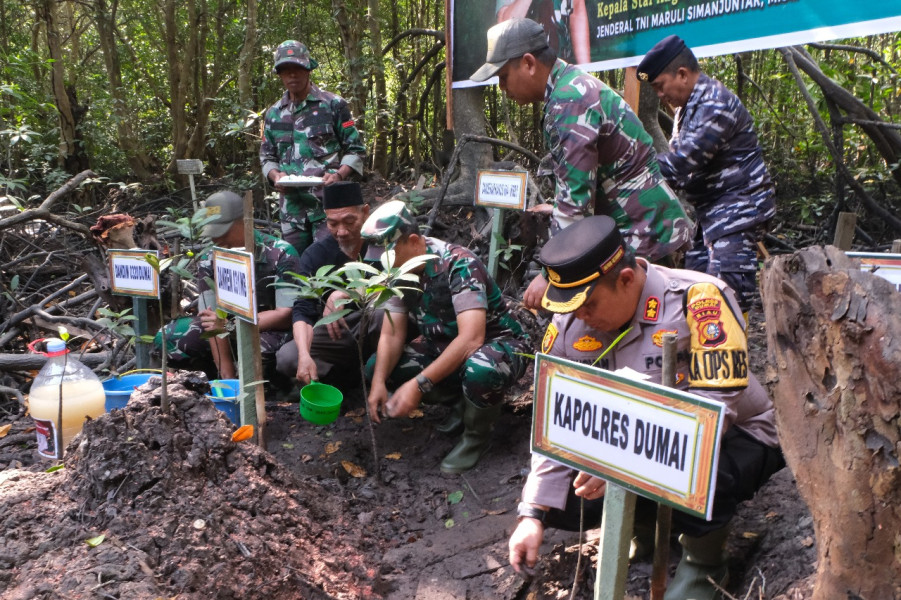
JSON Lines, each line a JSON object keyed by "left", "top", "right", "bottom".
{"left": 450, "top": 0, "right": 901, "bottom": 85}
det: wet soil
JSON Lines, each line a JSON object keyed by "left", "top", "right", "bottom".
{"left": 0, "top": 314, "right": 816, "bottom": 599}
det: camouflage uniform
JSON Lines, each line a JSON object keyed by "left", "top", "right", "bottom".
{"left": 367, "top": 237, "right": 530, "bottom": 407}
{"left": 259, "top": 77, "right": 366, "bottom": 255}
{"left": 658, "top": 73, "right": 776, "bottom": 312}
{"left": 525, "top": 259, "right": 783, "bottom": 536}
{"left": 155, "top": 230, "right": 301, "bottom": 373}
{"left": 542, "top": 60, "right": 692, "bottom": 262}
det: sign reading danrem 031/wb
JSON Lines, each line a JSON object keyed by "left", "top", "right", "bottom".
{"left": 532, "top": 353, "right": 725, "bottom": 519}
{"left": 212, "top": 247, "right": 257, "bottom": 324}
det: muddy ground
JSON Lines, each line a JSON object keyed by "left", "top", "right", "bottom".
{"left": 0, "top": 308, "right": 816, "bottom": 599}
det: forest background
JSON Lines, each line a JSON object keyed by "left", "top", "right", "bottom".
{"left": 2, "top": 0, "right": 901, "bottom": 275}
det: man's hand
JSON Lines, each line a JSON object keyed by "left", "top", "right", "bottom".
{"left": 295, "top": 352, "right": 318, "bottom": 385}
{"left": 523, "top": 273, "right": 549, "bottom": 310}
{"left": 384, "top": 378, "right": 422, "bottom": 419}
{"left": 199, "top": 308, "right": 226, "bottom": 333}
{"left": 323, "top": 291, "right": 350, "bottom": 340}
{"left": 509, "top": 517, "right": 544, "bottom": 575}
{"left": 367, "top": 380, "right": 390, "bottom": 423}
{"left": 526, "top": 203, "right": 554, "bottom": 215}
{"left": 270, "top": 170, "right": 287, "bottom": 192}
{"left": 573, "top": 472, "right": 607, "bottom": 501}
{"left": 321, "top": 171, "right": 343, "bottom": 185}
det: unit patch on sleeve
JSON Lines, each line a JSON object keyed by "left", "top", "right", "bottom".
{"left": 685, "top": 282, "right": 749, "bottom": 389}
{"left": 541, "top": 323, "right": 558, "bottom": 354}
{"left": 342, "top": 119, "right": 355, "bottom": 129}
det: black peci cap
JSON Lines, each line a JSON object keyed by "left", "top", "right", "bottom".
{"left": 636, "top": 35, "right": 687, "bottom": 82}
{"left": 322, "top": 181, "right": 364, "bottom": 210}
{"left": 539, "top": 216, "right": 627, "bottom": 313}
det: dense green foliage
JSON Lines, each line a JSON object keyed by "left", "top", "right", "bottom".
{"left": 0, "top": 1, "right": 899, "bottom": 244}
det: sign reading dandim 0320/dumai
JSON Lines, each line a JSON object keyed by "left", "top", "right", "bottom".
{"left": 108, "top": 249, "right": 160, "bottom": 299}
{"left": 532, "top": 353, "right": 725, "bottom": 519}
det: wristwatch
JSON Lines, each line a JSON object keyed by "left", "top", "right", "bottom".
{"left": 517, "top": 502, "right": 547, "bottom": 524}
{"left": 415, "top": 373, "right": 434, "bottom": 394}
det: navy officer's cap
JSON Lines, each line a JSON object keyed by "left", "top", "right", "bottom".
{"left": 636, "top": 35, "right": 687, "bottom": 82}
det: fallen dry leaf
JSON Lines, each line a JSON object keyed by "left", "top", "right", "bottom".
{"left": 766, "top": 511, "right": 780, "bottom": 519}
{"left": 0, "top": 423, "right": 11, "bottom": 438}
{"left": 345, "top": 408, "right": 365, "bottom": 418}
{"left": 801, "top": 536, "right": 814, "bottom": 547}
{"left": 300, "top": 454, "right": 313, "bottom": 463}
{"left": 409, "top": 409, "right": 424, "bottom": 419}
{"left": 325, "top": 441, "right": 342, "bottom": 454}
{"left": 741, "top": 531, "right": 759, "bottom": 539}
{"left": 341, "top": 461, "right": 367, "bottom": 478}
{"left": 385, "top": 452, "right": 402, "bottom": 460}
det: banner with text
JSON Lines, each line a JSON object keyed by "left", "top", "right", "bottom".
{"left": 532, "top": 353, "right": 725, "bottom": 519}
{"left": 451, "top": 0, "right": 901, "bottom": 85}
{"left": 847, "top": 252, "right": 901, "bottom": 292}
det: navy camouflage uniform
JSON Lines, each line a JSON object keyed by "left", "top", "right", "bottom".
{"left": 658, "top": 73, "right": 776, "bottom": 312}
{"left": 155, "top": 230, "right": 300, "bottom": 374}
{"left": 368, "top": 237, "right": 530, "bottom": 408}
{"left": 259, "top": 86, "right": 366, "bottom": 255}
{"left": 543, "top": 59, "right": 693, "bottom": 262}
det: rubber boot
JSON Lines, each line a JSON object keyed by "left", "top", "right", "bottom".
{"left": 629, "top": 516, "right": 656, "bottom": 562}
{"left": 664, "top": 525, "right": 731, "bottom": 600}
{"left": 435, "top": 400, "right": 464, "bottom": 435}
{"left": 439, "top": 399, "right": 502, "bottom": 474}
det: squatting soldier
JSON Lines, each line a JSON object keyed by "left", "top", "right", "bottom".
{"left": 259, "top": 40, "right": 366, "bottom": 256}
{"left": 509, "top": 216, "right": 784, "bottom": 600}
{"left": 638, "top": 35, "right": 776, "bottom": 317}
{"left": 154, "top": 191, "right": 300, "bottom": 381}
{"left": 361, "top": 200, "right": 530, "bottom": 474}
{"left": 470, "top": 18, "right": 693, "bottom": 310}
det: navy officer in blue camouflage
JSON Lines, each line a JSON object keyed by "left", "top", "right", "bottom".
{"left": 361, "top": 200, "right": 530, "bottom": 474}
{"left": 637, "top": 35, "right": 775, "bottom": 318}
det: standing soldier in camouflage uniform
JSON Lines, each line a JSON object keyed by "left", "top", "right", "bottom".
{"left": 260, "top": 40, "right": 366, "bottom": 256}
{"left": 637, "top": 35, "right": 776, "bottom": 317}
{"left": 154, "top": 191, "right": 301, "bottom": 381}
{"left": 470, "top": 18, "right": 693, "bottom": 310}
{"left": 509, "top": 215, "right": 783, "bottom": 600}
{"left": 361, "top": 200, "right": 530, "bottom": 474}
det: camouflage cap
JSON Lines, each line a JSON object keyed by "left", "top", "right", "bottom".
{"left": 470, "top": 18, "right": 549, "bottom": 82}
{"left": 273, "top": 40, "right": 318, "bottom": 73}
{"left": 199, "top": 191, "right": 243, "bottom": 239}
{"left": 361, "top": 200, "right": 420, "bottom": 249}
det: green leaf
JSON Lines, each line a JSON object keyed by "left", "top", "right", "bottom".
{"left": 313, "top": 309, "right": 352, "bottom": 328}
{"left": 85, "top": 534, "right": 106, "bottom": 548}
{"left": 45, "top": 464, "right": 65, "bottom": 473}
{"left": 57, "top": 327, "right": 70, "bottom": 342}
{"left": 447, "top": 490, "right": 464, "bottom": 505}
{"left": 444, "top": 518, "right": 455, "bottom": 529}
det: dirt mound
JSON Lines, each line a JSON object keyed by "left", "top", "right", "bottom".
{"left": 0, "top": 372, "right": 378, "bottom": 600}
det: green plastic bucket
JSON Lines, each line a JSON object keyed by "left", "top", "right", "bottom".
{"left": 299, "top": 382, "right": 343, "bottom": 425}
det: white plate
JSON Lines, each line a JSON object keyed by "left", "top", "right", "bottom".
{"left": 279, "top": 176, "right": 324, "bottom": 188}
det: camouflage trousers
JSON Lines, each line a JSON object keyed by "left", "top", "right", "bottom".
{"left": 365, "top": 335, "right": 530, "bottom": 407}
{"left": 153, "top": 316, "right": 291, "bottom": 373}
{"left": 280, "top": 192, "right": 329, "bottom": 256}
{"left": 685, "top": 227, "right": 763, "bottom": 314}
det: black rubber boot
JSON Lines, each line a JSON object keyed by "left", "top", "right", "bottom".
{"left": 435, "top": 400, "right": 464, "bottom": 435}
{"left": 439, "top": 399, "right": 502, "bottom": 474}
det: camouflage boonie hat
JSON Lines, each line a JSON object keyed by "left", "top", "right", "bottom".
{"left": 273, "top": 40, "right": 318, "bottom": 73}
{"left": 361, "top": 200, "right": 420, "bottom": 249}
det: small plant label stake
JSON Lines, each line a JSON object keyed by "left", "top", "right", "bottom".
{"left": 212, "top": 246, "right": 257, "bottom": 428}
{"left": 176, "top": 159, "right": 204, "bottom": 211}
{"left": 531, "top": 353, "right": 726, "bottom": 599}
{"left": 475, "top": 170, "right": 527, "bottom": 279}
{"left": 108, "top": 249, "right": 161, "bottom": 369}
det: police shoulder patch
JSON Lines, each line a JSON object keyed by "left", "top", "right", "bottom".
{"left": 685, "top": 282, "right": 749, "bottom": 389}
{"left": 541, "top": 323, "right": 558, "bottom": 354}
